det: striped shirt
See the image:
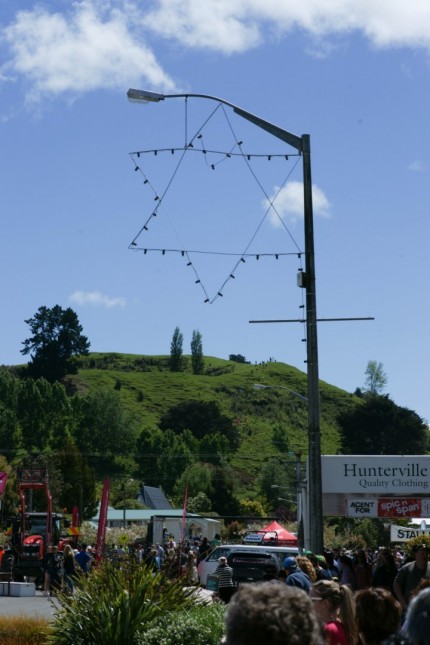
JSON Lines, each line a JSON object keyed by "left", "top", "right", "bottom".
{"left": 214, "top": 564, "right": 234, "bottom": 587}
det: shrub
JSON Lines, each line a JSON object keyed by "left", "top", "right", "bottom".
{"left": 47, "top": 559, "right": 197, "bottom": 645}
{"left": 138, "top": 603, "right": 226, "bottom": 645}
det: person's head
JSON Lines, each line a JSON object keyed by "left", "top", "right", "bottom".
{"left": 413, "top": 544, "right": 429, "bottom": 569}
{"left": 355, "top": 587, "right": 402, "bottom": 645}
{"left": 296, "top": 555, "right": 316, "bottom": 581}
{"left": 284, "top": 556, "right": 298, "bottom": 573}
{"left": 218, "top": 556, "right": 227, "bottom": 566}
{"left": 310, "top": 579, "right": 357, "bottom": 644}
{"left": 405, "top": 587, "right": 430, "bottom": 645}
{"left": 224, "top": 582, "right": 324, "bottom": 645}
{"left": 64, "top": 544, "right": 73, "bottom": 557}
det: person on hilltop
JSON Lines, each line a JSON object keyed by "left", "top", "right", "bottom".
{"left": 393, "top": 544, "right": 430, "bottom": 613}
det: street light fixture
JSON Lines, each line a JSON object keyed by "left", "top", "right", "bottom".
{"left": 127, "top": 88, "right": 323, "bottom": 554}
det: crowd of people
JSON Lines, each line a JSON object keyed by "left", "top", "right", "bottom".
{"left": 221, "top": 542, "right": 430, "bottom": 644}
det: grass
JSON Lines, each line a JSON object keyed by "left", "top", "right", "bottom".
{"left": 67, "top": 352, "right": 360, "bottom": 496}
{"left": 0, "top": 616, "right": 50, "bottom": 645}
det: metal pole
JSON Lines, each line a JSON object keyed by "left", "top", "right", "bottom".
{"left": 302, "top": 135, "right": 323, "bottom": 554}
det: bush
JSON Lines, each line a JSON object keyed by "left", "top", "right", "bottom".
{"left": 138, "top": 603, "right": 226, "bottom": 645}
{"left": 47, "top": 559, "right": 197, "bottom": 645}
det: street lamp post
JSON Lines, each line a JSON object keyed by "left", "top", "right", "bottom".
{"left": 127, "top": 88, "right": 323, "bottom": 553}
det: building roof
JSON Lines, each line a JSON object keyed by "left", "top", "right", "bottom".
{"left": 139, "top": 485, "right": 172, "bottom": 510}
{"left": 91, "top": 505, "right": 220, "bottom": 523}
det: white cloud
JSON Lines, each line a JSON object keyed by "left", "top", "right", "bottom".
{"left": 264, "top": 180, "right": 331, "bottom": 226}
{"left": 408, "top": 160, "right": 430, "bottom": 172}
{"left": 69, "top": 290, "right": 126, "bottom": 308}
{"left": 0, "top": 1, "right": 175, "bottom": 102}
{"left": 2, "top": 1, "right": 430, "bottom": 102}
{"left": 143, "top": 0, "right": 430, "bottom": 54}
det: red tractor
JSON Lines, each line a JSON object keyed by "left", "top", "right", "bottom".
{"left": 1, "top": 465, "right": 78, "bottom": 583}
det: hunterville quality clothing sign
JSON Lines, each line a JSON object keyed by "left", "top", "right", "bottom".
{"left": 322, "top": 456, "right": 430, "bottom": 494}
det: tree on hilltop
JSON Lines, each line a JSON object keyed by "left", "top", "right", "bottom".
{"left": 191, "top": 329, "right": 204, "bottom": 374}
{"left": 170, "top": 326, "right": 183, "bottom": 372}
{"left": 21, "top": 305, "right": 90, "bottom": 382}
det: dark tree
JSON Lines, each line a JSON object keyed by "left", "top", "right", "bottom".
{"left": 339, "top": 395, "right": 429, "bottom": 455}
{"left": 228, "top": 354, "right": 248, "bottom": 364}
{"left": 159, "top": 400, "right": 240, "bottom": 449}
{"left": 21, "top": 305, "right": 90, "bottom": 382}
{"left": 170, "top": 326, "right": 183, "bottom": 372}
{"left": 191, "top": 329, "right": 204, "bottom": 375}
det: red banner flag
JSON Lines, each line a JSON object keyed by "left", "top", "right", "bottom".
{"left": 0, "top": 471, "right": 8, "bottom": 495}
{"left": 181, "top": 481, "right": 188, "bottom": 545}
{"left": 95, "top": 478, "right": 110, "bottom": 562}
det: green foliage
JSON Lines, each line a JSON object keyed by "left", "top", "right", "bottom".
{"left": 259, "top": 458, "right": 297, "bottom": 509}
{"left": 186, "top": 491, "right": 212, "bottom": 513}
{"left": 47, "top": 559, "right": 196, "bottom": 645}
{"left": 326, "top": 518, "right": 389, "bottom": 549}
{"left": 364, "top": 360, "right": 387, "bottom": 395}
{"left": 73, "top": 388, "right": 139, "bottom": 475}
{"left": 170, "top": 327, "right": 184, "bottom": 372}
{"left": 138, "top": 603, "right": 226, "bottom": 645}
{"left": 159, "top": 400, "right": 240, "bottom": 450}
{"left": 404, "top": 535, "right": 430, "bottom": 558}
{"left": 136, "top": 427, "right": 196, "bottom": 494}
{"left": 190, "top": 329, "right": 204, "bottom": 375}
{"left": 21, "top": 305, "right": 90, "bottom": 382}
{"left": 239, "top": 498, "right": 267, "bottom": 518}
{"left": 228, "top": 354, "right": 248, "bottom": 363}
{"left": 339, "top": 394, "right": 429, "bottom": 455}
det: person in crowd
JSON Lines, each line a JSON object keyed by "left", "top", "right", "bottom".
{"left": 63, "top": 543, "right": 76, "bottom": 594}
{"left": 75, "top": 543, "right": 92, "bottom": 575}
{"left": 338, "top": 555, "right": 356, "bottom": 591}
{"left": 353, "top": 549, "right": 372, "bottom": 590}
{"left": 372, "top": 548, "right": 398, "bottom": 593}
{"left": 198, "top": 536, "right": 211, "bottom": 561}
{"left": 41, "top": 545, "right": 55, "bottom": 596}
{"left": 403, "top": 586, "right": 430, "bottom": 645}
{"left": 214, "top": 555, "right": 235, "bottom": 603}
{"left": 184, "top": 550, "right": 199, "bottom": 584}
{"left": 297, "top": 555, "right": 317, "bottom": 582}
{"left": 310, "top": 579, "right": 357, "bottom": 645}
{"left": 284, "top": 556, "right": 312, "bottom": 593}
{"left": 393, "top": 545, "right": 430, "bottom": 612}
{"left": 400, "top": 578, "right": 430, "bottom": 637}
{"left": 224, "top": 582, "right": 324, "bottom": 645}
{"left": 355, "top": 587, "right": 402, "bottom": 645}
{"left": 210, "top": 533, "right": 222, "bottom": 549}
{"left": 324, "top": 551, "right": 340, "bottom": 579}
{"left": 309, "top": 553, "right": 333, "bottom": 581}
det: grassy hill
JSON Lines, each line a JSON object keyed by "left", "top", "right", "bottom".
{"left": 67, "top": 353, "right": 359, "bottom": 497}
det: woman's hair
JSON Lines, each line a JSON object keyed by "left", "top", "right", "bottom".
{"left": 313, "top": 579, "right": 357, "bottom": 644}
{"left": 296, "top": 555, "right": 317, "bottom": 582}
{"left": 355, "top": 587, "right": 401, "bottom": 645}
{"left": 63, "top": 543, "right": 73, "bottom": 557}
{"left": 405, "top": 587, "right": 430, "bottom": 645}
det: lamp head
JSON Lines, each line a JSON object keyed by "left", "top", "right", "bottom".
{"left": 127, "top": 88, "right": 165, "bottom": 103}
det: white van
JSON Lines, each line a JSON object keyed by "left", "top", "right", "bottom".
{"left": 197, "top": 544, "right": 299, "bottom": 587}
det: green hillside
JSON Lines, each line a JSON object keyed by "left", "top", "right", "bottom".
{"left": 67, "top": 352, "right": 359, "bottom": 497}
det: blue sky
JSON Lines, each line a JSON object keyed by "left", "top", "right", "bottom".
{"left": 1, "top": 1, "right": 430, "bottom": 425}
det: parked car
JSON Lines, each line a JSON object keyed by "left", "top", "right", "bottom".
{"left": 197, "top": 544, "right": 299, "bottom": 587}
{"left": 227, "top": 550, "right": 281, "bottom": 584}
